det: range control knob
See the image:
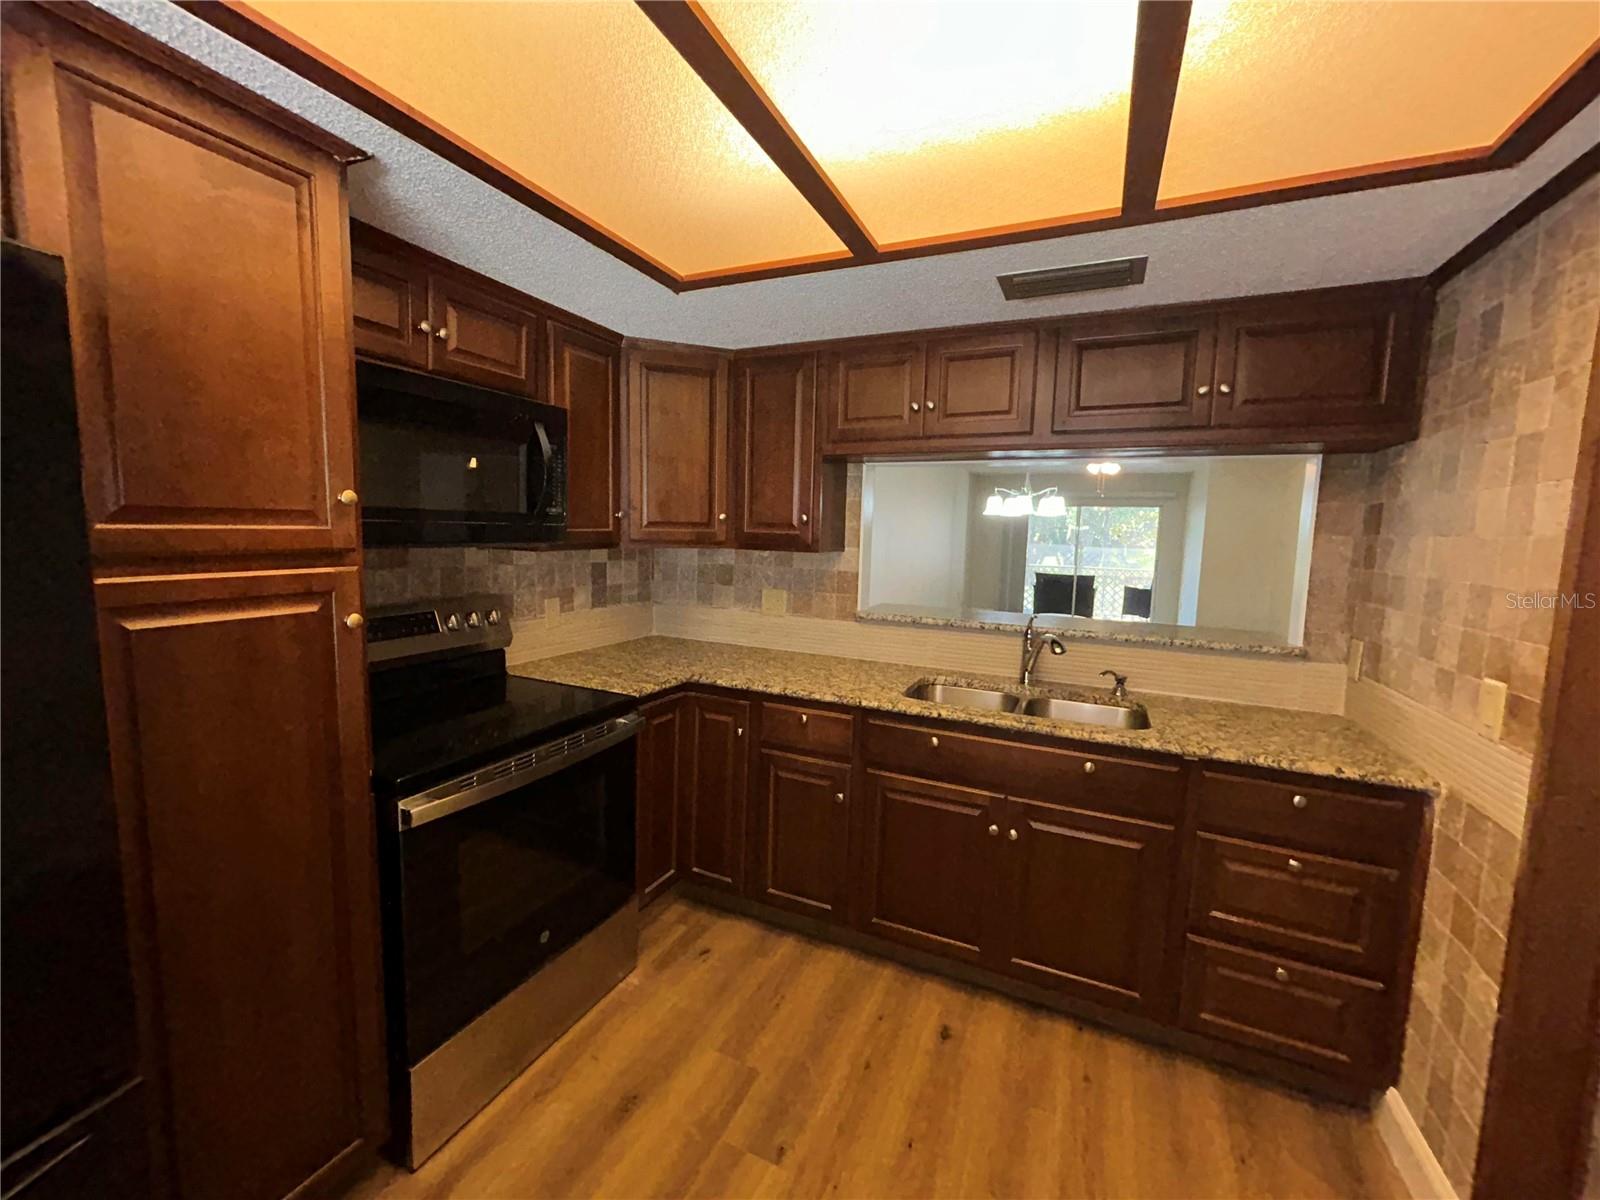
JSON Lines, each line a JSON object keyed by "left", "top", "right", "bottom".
{"left": 486, "top": 608, "right": 502, "bottom": 626}
{"left": 466, "top": 611, "right": 483, "bottom": 629}
{"left": 445, "top": 613, "right": 462, "bottom": 632}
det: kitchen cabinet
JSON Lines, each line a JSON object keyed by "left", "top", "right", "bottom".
{"left": 996, "top": 795, "right": 1175, "bottom": 1016}
{"left": 549, "top": 321, "right": 622, "bottom": 545}
{"left": 680, "top": 694, "right": 750, "bottom": 890}
{"left": 350, "top": 240, "right": 428, "bottom": 367}
{"left": 1052, "top": 311, "right": 1217, "bottom": 432}
{"left": 627, "top": 346, "right": 730, "bottom": 545}
{"left": 822, "top": 340, "right": 925, "bottom": 444}
{"left": 1211, "top": 290, "right": 1421, "bottom": 429}
{"left": 858, "top": 770, "right": 1002, "bottom": 965}
{"left": 427, "top": 272, "right": 538, "bottom": 395}
{"left": 636, "top": 696, "right": 685, "bottom": 907}
{"left": 94, "top": 566, "right": 384, "bottom": 1200}
{"left": 732, "top": 352, "right": 845, "bottom": 551}
{"left": 4, "top": 8, "right": 361, "bottom": 562}
{"left": 923, "top": 329, "right": 1038, "bottom": 438}
{"left": 750, "top": 749, "right": 852, "bottom": 922}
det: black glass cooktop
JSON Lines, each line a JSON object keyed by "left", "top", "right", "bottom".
{"left": 369, "top": 650, "right": 636, "bottom": 797}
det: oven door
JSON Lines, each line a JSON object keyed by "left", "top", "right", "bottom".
{"left": 390, "top": 719, "right": 637, "bottom": 1065}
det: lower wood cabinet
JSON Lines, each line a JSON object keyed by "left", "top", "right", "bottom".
{"left": 94, "top": 567, "right": 385, "bottom": 1200}
{"left": 679, "top": 694, "right": 750, "bottom": 891}
{"left": 858, "top": 770, "right": 1001, "bottom": 965}
{"left": 645, "top": 689, "right": 1428, "bottom": 1099}
{"left": 749, "top": 749, "right": 852, "bottom": 921}
{"left": 997, "top": 795, "right": 1175, "bottom": 1016}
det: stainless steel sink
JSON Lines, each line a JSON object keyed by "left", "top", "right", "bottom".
{"left": 903, "top": 682, "right": 1019, "bottom": 711}
{"left": 1017, "top": 696, "right": 1151, "bottom": 729}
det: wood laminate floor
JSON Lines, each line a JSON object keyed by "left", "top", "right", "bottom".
{"left": 356, "top": 899, "right": 1407, "bottom": 1200}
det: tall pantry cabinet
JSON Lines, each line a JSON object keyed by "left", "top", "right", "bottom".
{"left": 2, "top": 6, "right": 386, "bottom": 1199}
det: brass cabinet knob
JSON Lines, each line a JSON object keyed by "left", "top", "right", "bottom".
{"left": 910, "top": 401, "right": 921, "bottom": 412}
{"left": 1218, "top": 383, "right": 1233, "bottom": 395}
{"left": 1083, "top": 761, "right": 1096, "bottom": 774}
{"left": 988, "top": 824, "right": 1000, "bottom": 837}
{"left": 337, "top": 488, "right": 359, "bottom": 506}
{"left": 345, "top": 613, "right": 365, "bottom": 630}
{"left": 416, "top": 320, "right": 433, "bottom": 334}
{"left": 614, "top": 511, "right": 623, "bottom": 519}
{"left": 799, "top": 514, "right": 809, "bottom": 524}
{"left": 718, "top": 512, "right": 727, "bottom": 521}
{"left": 1274, "top": 967, "right": 1290, "bottom": 983}
{"left": 736, "top": 726, "right": 744, "bottom": 737}
{"left": 1197, "top": 384, "right": 1211, "bottom": 396}
{"left": 1292, "top": 794, "right": 1308, "bottom": 809}
{"left": 930, "top": 735, "right": 939, "bottom": 748}
{"left": 435, "top": 327, "right": 449, "bottom": 340}
{"left": 1007, "top": 828, "right": 1018, "bottom": 841}
{"left": 834, "top": 792, "right": 845, "bottom": 805}
{"left": 1287, "top": 858, "right": 1303, "bottom": 873}
{"left": 799, "top": 713, "right": 808, "bottom": 725}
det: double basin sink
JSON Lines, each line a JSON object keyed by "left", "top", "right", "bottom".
{"left": 904, "top": 681, "right": 1151, "bottom": 730}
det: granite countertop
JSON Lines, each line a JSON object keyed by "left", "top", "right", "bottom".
{"left": 511, "top": 637, "right": 1435, "bottom": 793}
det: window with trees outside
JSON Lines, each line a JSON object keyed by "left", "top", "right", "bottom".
{"left": 1024, "top": 505, "right": 1160, "bottom": 621}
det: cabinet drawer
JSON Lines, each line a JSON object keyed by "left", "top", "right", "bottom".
{"left": 1179, "top": 936, "right": 1390, "bottom": 1082}
{"left": 1189, "top": 834, "right": 1402, "bottom": 977}
{"left": 863, "top": 717, "right": 1183, "bottom": 825}
{"left": 1193, "top": 768, "right": 1419, "bottom": 868}
{"left": 760, "top": 700, "right": 853, "bottom": 758}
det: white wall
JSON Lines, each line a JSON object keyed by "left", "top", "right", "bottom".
{"left": 1192, "top": 458, "right": 1314, "bottom": 641}
{"left": 861, "top": 464, "right": 970, "bottom": 610}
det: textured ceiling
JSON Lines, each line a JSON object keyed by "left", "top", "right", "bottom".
{"left": 88, "top": 1, "right": 1600, "bottom": 349}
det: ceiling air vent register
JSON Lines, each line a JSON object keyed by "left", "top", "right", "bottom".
{"left": 997, "top": 255, "right": 1148, "bottom": 301}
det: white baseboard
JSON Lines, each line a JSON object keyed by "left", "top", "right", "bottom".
{"left": 1346, "top": 678, "right": 1532, "bottom": 834}
{"left": 1375, "top": 1088, "right": 1457, "bottom": 1200}
{"left": 652, "top": 605, "right": 1349, "bottom": 713}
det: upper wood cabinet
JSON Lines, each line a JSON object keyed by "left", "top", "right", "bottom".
{"left": 1211, "top": 290, "right": 1420, "bottom": 428}
{"left": 732, "top": 352, "right": 846, "bottom": 552}
{"left": 428, "top": 273, "right": 538, "bottom": 395}
{"left": 627, "top": 345, "right": 730, "bottom": 545}
{"left": 94, "top": 566, "right": 384, "bottom": 1200}
{"left": 1053, "top": 311, "right": 1217, "bottom": 432}
{"left": 4, "top": 10, "right": 361, "bottom": 560}
{"left": 548, "top": 321, "right": 622, "bottom": 545}
{"left": 822, "top": 341, "right": 925, "bottom": 444}
{"left": 350, "top": 241, "right": 428, "bottom": 368}
{"left": 924, "top": 329, "right": 1037, "bottom": 437}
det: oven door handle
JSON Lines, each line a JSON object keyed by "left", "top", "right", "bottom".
{"left": 397, "top": 712, "right": 642, "bottom": 831}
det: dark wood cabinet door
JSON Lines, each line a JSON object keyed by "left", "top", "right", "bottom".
{"left": 858, "top": 770, "right": 1001, "bottom": 965}
{"left": 751, "top": 750, "right": 851, "bottom": 922}
{"left": 5, "top": 19, "right": 360, "bottom": 559}
{"left": 822, "top": 342, "right": 925, "bottom": 444}
{"left": 733, "top": 352, "right": 820, "bottom": 549}
{"left": 427, "top": 273, "right": 538, "bottom": 395}
{"left": 924, "top": 329, "right": 1037, "bottom": 438}
{"left": 1212, "top": 291, "right": 1419, "bottom": 428}
{"left": 680, "top": 695, "right": 750, "bottom": 891}
{"left": 548, "top": 322, "right": 622, "bottom": 545}
{"left": 1053, "top": 312, "right": 1217, "bottom": 431}
{"left": 350, "top": 239, "right": 428, "bottom": 367}
{"left": 628, "top": 347, "right": 730, "bottom": 544}
{"left": 635, "top": 697, "right": 684, "bottom": 907}
{"left": 996, "top": 795, "right": 1175, "bottom": 1016}
{"left": 94, "top": 567, "right": 384, "bottom": 1200}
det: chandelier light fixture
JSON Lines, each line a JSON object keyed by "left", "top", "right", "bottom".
{"left": 1085, "top": 459, "right": 1122, "bottom": 496}
{"left": 981, "top": 473, "right": 1064, "bottom": 518}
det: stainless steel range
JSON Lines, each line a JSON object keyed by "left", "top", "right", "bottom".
{"left": 367, "top": 596, "right": 640, "bottom": 1168}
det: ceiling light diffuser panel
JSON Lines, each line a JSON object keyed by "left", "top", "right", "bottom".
{"left": 243, "top": 0, "right": 848, "bottom": 277}
{"left": 699, "top": 0, "right": 1137, "bottom": 248}
{"left": 1159, "top": 0, "right": 1600, "bottom": 204}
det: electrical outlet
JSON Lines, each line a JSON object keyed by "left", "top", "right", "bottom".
{"left": 1347, "top": 638, "right": 1365, "bottom": 682}
{"left": 761, "top": 588, "right": 788, "bottom": 615}
{"left": 1478, "top": 678, "right": 1509, "bottom": 738}
{"left": 544, "top": 597, "right": 561, "bottom": 621}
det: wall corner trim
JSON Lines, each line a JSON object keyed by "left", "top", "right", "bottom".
{"left": 1375, "top": 1088, "right": 1458, "bottom": 1200}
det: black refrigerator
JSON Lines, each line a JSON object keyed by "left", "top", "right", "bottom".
{"left": 1, "top": 241, "right": 149, "bottom": 1197}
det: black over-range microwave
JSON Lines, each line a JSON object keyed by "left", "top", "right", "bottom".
{"left": 357, "top": 360, "right": 567, "bottom": 546}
